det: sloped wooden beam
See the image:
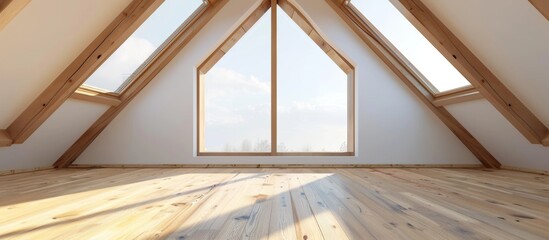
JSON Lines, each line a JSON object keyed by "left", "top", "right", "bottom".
{"left": 0, "top": 130, "right": 13, "bottom": 147}
{"left": 395, "top": 0, "right": 548, "bottom": 145}
{"left": 279, "top": 0, "right": 352, "bottom": 73}
{"left": 54, "top": 0, "right": 229, "bottom": 168}
{"left": 326, "top": 0, "right": 500, "bottom": 168}
{"left": 0, "top": 0, "right": 30, "bottom": 30}
{"left": 6, "top": 0, "right": 163, "bottom": 144}
{"left": 529, "top": 0, "right": 549, "bottom": 21}
{"left": 71, "top": 87, "right": 121, "bottom": 106}
{"left": 199, "top": 0, "right": 270, "bottom": 73}
{"left": 543, "top": 133, "right": 549, "bottom": 147}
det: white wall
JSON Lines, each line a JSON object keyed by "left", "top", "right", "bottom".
{"left": 75, "top": 0, "right": 478, "bottom": 165}
{"left": 0, "top": 0, "right": 132, "bottom": 128}
{"left": 0, "top": 100, "right": 108, "bottom": 171}
{"left": 447, "top": 100, "right": 549, "bottom": 171}
{"left": 421, "top": 0, "right": 549, "bottom": 127}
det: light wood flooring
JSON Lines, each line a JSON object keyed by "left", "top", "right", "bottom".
{"left": 0, "top": 168, "right": 548, "bottom": 239}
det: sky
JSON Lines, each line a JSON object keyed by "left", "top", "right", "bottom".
{"left": 79, "top": 0, "right": 472, "bottom": 153}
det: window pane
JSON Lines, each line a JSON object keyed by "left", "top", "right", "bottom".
{"left": 83, "top": 0, "right": 203, "bottom": 92}
{"left": 277, "top": 6, "right": 348, "bottom": 152}
{"left": 352, "top": 0, "right": 471, "bottom": 93}
{"left": 202, "top": 10, "right": 271, "bottom": 152}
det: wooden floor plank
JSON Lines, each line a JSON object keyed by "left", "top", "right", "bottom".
{"left": 267, "top": 171, "right": 298, "bottom": 240}
{"left": 356, "top": 168, "right": 548, "bottom": 239}
{"left": 0, "top": 168, "right": 547, "bottom": 239}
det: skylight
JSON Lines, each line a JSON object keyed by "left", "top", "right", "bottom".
{"left": 82, "top": 0, "right": 204, "bottom": 93}
{"left": 351, "top": 0, "right": 471, "bottom": 93}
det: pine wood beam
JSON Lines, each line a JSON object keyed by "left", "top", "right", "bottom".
{"left": 54, "top": 0, "right": 229, "bottom": 168}
{"left": 71, "top": 87, "right": 121, "bottom": 106}
{"left": 198, "top": 0, "right": 270, "bottom": 73}
{"left": 271, "top": 0, "right": 278, "bottom": 153}
{"left": 326, "top": 0, "right": 500, "bottom": 168}
{"left": 278, "top": 0, "right": 352, "bottom": 73}
{"left": 395, "top": 0, "right": 548, "bottom": 145}
{"left": 0, "top": 130, "right": 13, "bottom": 147}
{"left": 0, "top": 0, "right": 30, "bottom": 30}
{"left": 529, "top": 0, "right": 549, "bottom": 21}
{"left": 6, "top": 0, "right": 163, "bottom": 144}
{"left": 432, "top": 88, "right": 483, "bottom": 107}
{"left": 543, "top": 133, "right": 549, "bottom": 147}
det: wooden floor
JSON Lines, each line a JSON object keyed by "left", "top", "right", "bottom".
{"left": 0, "top": 168, "right": 548, "bottom": 239}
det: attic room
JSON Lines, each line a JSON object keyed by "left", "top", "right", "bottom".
{"left": 0, "top": 0, "right": 548, "bottom": 239}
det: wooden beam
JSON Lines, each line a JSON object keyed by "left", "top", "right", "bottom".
{"left": 279, "top": 0, "right": 353, "bottom": 73}
{"left": 394, "top": 0, "right": 548, "bottom": 144}
{"left": 198, "top": 0, "right": 270, "bottom": 73}
{"left": 6, "top": 0, "right": 163, "bottom": 144}
{"left": 433, "top": 88, "right": 483, "bottom": 107}
{"left": 529, "top": 0, "right": 549, "bottom": 21}
{"left": 543, "top": 132, "right": 549, "bottom": 147}
{"left": 0, "top": 0, "right": 30, "bottom": 30}
{"left": 326, "top": 0, "right": 500, "bottom": 168}
{"left": 54, "top": 0, "right": 229, "bottom": 168}
{"left": 0, "top": 129, "right": 13, "bottom": 147}
{"left": 71, "top": 87, "right": 121, "bottom": 106}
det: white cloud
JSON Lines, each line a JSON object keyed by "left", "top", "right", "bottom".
{"left": 205, "top": 67, "right": 270, "bottom": 98}
{"left": 204, "top": 67, "right": 271, "bottom": 126}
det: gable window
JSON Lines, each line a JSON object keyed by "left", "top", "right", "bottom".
{"left": 349, "top": 0, "right": 472, "bottom": 95}
{"left": 197, "top": 0, "right": 354, "bottom": 156}
{"left": 81, "top": 0, "right": 205, "bottom": 93}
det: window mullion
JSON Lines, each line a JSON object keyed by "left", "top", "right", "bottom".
{"left": 271, "top": 0, "right": 278, "bottom": 154}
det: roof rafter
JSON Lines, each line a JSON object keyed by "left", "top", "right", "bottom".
{"left": 0, "top": 130, "right": 12, "bottom": 147}
{"left": 327, "top": 0, "right": 500, "bottom": 168}
{"left": 393, "top": 0, "right": 549, "bottom": 145}
{"left": 54, "top": 0, "right": 229, "bottom": 168}
{"left": 6, "top": 0, "right": 164, "bottom": 144}
{"left": 0, "top": 0, "right": 30, "bottom": 30}
{"left": 529, "top": 0, "right": 549, "bottom": 20}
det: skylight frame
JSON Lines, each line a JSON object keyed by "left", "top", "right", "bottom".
{"left": 196, "top": 0, "right": 355, "bottom": 156}
{"left": 78, "top": 0, "right": 210, "bottom": 96}
{"left": 345, "top": 0, "right": 475, "bottom": 98}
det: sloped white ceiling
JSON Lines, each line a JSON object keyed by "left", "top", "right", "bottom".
{"left": 421, "top": 0, "right": 549, "bottom": 127}
{"left": 447, "top": 100, "right": 549, "bottom": 171}
{"left": 0, "top": 0, "right": 132, "bottom": 128}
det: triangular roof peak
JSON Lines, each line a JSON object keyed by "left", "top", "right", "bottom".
{"left": 200, "top": 0, "right": 352, "bottom": 74}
